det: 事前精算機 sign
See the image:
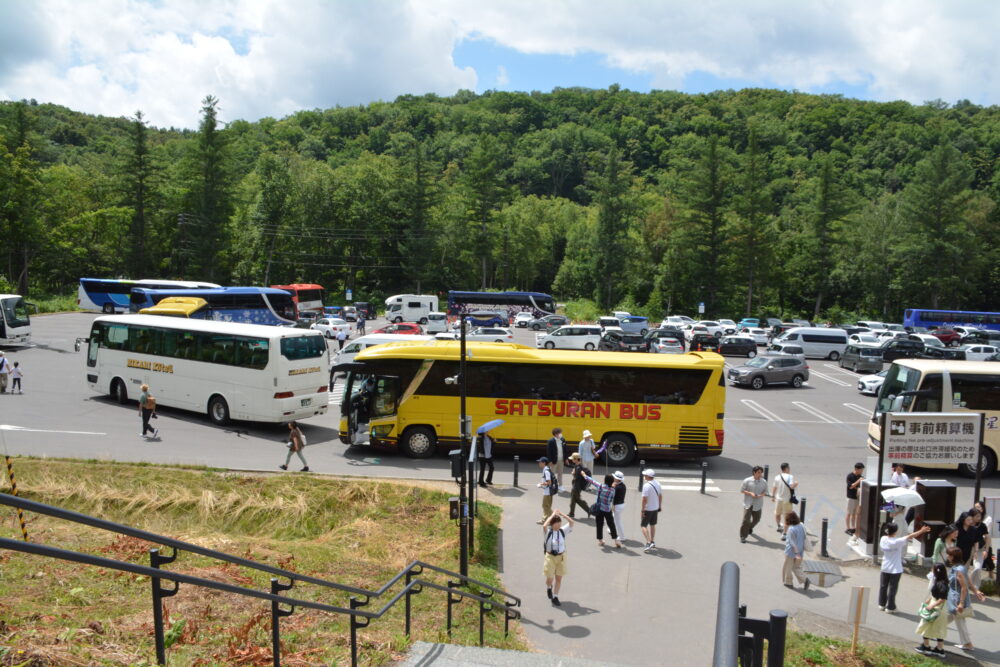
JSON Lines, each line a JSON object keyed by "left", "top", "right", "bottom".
{"left": 884, "top": 412, "right": 981, "bottom": 464}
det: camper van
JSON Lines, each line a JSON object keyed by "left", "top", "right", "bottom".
{"left": 384, "top": 294, "right": 439, "bottom": 324}
{"left": 775, "top": 326, "right": 848, "bottom": 360}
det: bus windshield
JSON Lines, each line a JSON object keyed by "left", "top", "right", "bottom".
{"left": 1, "top": 297, "right": 30, "bottom": 328}
{"left": 876, "top": 364, "right": 922, "bottom": 413}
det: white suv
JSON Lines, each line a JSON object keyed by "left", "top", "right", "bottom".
{"left": 536, "top": 325, "right": 603, "bottom": 350}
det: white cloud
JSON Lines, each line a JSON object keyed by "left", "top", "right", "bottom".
{"left": 1, "top": 0, "right": 998, "bottom": 129}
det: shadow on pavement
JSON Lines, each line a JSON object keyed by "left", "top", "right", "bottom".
{"left": 521, "top": 616, "right": 592, "bottom": 638}
{"left": 642, "top": 547, "right": 682, "bottom": 560}
{"left": 488, "top": 487, "right": 526, "bottom": 498}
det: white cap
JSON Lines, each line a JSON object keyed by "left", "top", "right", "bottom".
{"left": 642, "top": 468, "right": 656, "bottom": 477}
{"left": 612, "top": 471, "right": 625, "bottom": 481}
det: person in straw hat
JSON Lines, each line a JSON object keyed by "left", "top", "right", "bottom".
{"left": 578, "top": 429, "right": 597, "bottom": 476}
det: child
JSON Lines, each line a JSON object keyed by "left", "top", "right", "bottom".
{"left": 10, "top": 361, "right": 22, "bottom": 394}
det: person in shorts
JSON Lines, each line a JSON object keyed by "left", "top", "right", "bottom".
{"left": 542, "top": 509, "right": 575, "bottom": 607}
{"left": 640, "top": 468, "right": 662, "bottom": 552}
{"left": 846, "top": 462, "right": 865, "bottom": 536}
{"left": 770, "top": 462, "right": 798, "bottom": 538}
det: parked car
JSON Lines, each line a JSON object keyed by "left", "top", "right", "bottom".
{"left": 876, "top": 330, "right": 909, "bottom": 341}
{"left": 879, "top": 338, "right": 924, "bottom": 362}
{"left": 536, "top": 325, "right": 602, "bottom": 350}
{"left": 694, "top": 320, "right": 724, "bottom": 337}
{"left": 718, "top": 319, "right": 738, "bottom": 335}
{"left": 612, "top": 310, "right": 631, "bottom": 320}
{"left": 513, "top": 312, "right": 534, "bottom": 328}
{"left": 766, "top": 342, "right": 806, "bottom": 360}
{"left": 909, "top": 333, "right": 944, "bottom": 348}
{"left": 686, "top": 324, "right": 710, "bottom": 341}
{"left": 463, "top": 311, "right": 507, "bottom": 327}
{"left": 764, "top": 317, "right": 783, "bottom": 330}
{"left": 962, "top": 330, "right": 1000, "bottom": 345}
{"left": 649, "top": 337, "right": 685, "bottom": 354}
{"left": 775, "top": 327, "right": 848, "bottom": 360}
{"left": 371, "top": 322, "right": 424, "bottom": 335}
{"left": 930, "top": 328, "right": 962, "bottom": 347}
{"left": 310, "top": 317, "right": 352, "bottom": 338}
{"left": 689, "top": 333, "right": 721, "bottom": 352}
{"left": 643, "top": 328, "right": 686, "bottom": 351}
{"left": 737, "top": 317, "right": 760, "bottom": 329}
{"left": 849, "top": 333, "right": 880, "bottom": 344}
{"left": 856, "top": 320, "right": 886, "bottom": 331}
{"left": 743, "top": 327, "right": 770, "bottom": 345}
{"left": 424, "top": 311, "right": 449, "bottom": 333}
{"left": 598, "top": 316, "right": 621, "bottom": 330}
{"left": 952, "top": 326, "right": 981, "bottom": 339}
{"left": 528, "top": 314, "right": 569, "bottom": 331}
{"left": 598, "top": 331, "right": 647, "bottom": 352}
{"left": 791, "top": 319, "right": 812, "bottom": 328}
{"left": 618, "top": 315, "right": 650, "bottom": 335}
{"left": 839, "top": 343, "right": 884, "bottom": 373}
{"left": 718, "top": 335, "right": 758, "bottom": 358}
{"left": 660, "top": 315, "right": 688, "bottom": 328}
{"left": 728, "top": 356, "right": 810, "bottom": 389}
{"left": 462, "top": 327, "right": 515, "bottom": 343}
{"left": 342, "top": 306, "right": 357, "bottom": 322}
{"left": 840, "top": 325, "right": 871, "bottom": 337}
{"left": 857, "top": 369, "right": 888, "bottom": 395}
{"left": 919, "top": 346, "right": 966, "bottom": 360}
{"left": 956, "top": 344, "right": 1000, "bottom": 361}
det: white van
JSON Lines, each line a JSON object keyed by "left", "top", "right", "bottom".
{"left": 334, "top": 333, "right": 433, "bottom": 367}
{"left": 776, "top": 327, "right": 848, "bottom": 360}
{"left": 384, "top": 294, "right": 439, "bottom": 324}
{"left": 536, "top": 325, "right": 602, "bottom": 350}
{"left": 424, "top": 311, "right": 449, "bottom": 333}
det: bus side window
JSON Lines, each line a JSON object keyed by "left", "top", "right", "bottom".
{"left": 104, "top": 324, "right": 128, "bottom": 351}
{"left": 913, "top": 373, "right": 943, "bottom": 412}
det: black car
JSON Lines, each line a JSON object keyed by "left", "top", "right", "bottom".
{"left": 643, "top": 327, "right": 686, "bottom": 351}
{"left": 920, "top": 346, "right": 965, "bottom": 360}
{"left": 962, "top": 331, "right": 1000, "bottom": 346}
{"left": 598, "top": 331, "right": 647, "bottom": 352}
{"left": 880, "top": 338, "right": 924, "bottom": 362}
{"left": 689, "top": 333, "right": 720, "bottom": 352}
{"left": 718, "top": 335, "right": 758, "bottom": 358}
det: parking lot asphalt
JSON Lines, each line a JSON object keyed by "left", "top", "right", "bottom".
{"left": 3, "top": 314, "right": 1000, "bottom": 664}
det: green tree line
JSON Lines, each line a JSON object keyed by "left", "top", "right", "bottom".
{"left": 2, "top": 87, "right": 998, "bottom": 321}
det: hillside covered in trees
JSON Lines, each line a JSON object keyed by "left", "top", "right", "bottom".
{"left": 1, "top": 86, "right": 999, "bottom": 321}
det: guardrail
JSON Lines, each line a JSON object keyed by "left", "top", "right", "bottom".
{"left": 0, "top": 492, "right": 521, "bottom": 666}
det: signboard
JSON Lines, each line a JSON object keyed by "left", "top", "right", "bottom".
{"left": 346, "top": 289, "right": 353, "bottom": 301}
{"left": 847, "top": 586, "right": 869, "bottom": 625}
{"left": 883, "top": 412, "right": 980, "bottom": 465}
{"left": 698, "top": 302, "right": 705, "bottom": 314}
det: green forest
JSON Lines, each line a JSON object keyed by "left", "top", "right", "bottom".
{"left": 1, "top": 86, "right": 999, "bottom": 321}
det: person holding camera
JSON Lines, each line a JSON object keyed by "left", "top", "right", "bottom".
{"left": 542, "top": 509, "right": 575, "bottom": 607}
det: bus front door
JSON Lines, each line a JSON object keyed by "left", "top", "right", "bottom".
{"left": 345, "top": 374, "right": 399, "bottom": 446}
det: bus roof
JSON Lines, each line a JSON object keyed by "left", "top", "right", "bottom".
{"left": 355, "top": 340, "right": 725, "bottom": 369}
{"left": 131, "top": 286, "right": 292, "bottom": 296}
{"left": 890, "top": 358, "right": 1000, "bottom": 374}
{"left": 139, "top": 297, "right": 208, "bottom": 317}
{"left": 94, "top": 314, "right": 324, "bottom": 339}
{"left": 448, "top": 290, "right": 552, "bottom": 297}
{"left": 270, "top": 283, "right": 324, "bottom": 290}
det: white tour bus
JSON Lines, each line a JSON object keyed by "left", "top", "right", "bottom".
{"left": 776, "top": 326, "right": 848, "bottom": 360}
{"left": 85, "top": 315, "right": 329, "bottom": 425}
{"left": 0, "top": 294, "right": 32, "bottom": 346}
{"left": 385, "top": 294, "right": 439, "bottom": 323}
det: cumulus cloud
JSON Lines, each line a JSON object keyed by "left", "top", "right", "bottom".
{"left": 0, "top": 0, "right": 997, "bottom": 128}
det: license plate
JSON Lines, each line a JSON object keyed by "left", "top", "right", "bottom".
{"left": 301, "top": 398, "right": 312, "bottom": 407}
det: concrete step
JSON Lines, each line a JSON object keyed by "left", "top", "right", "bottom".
{"left": 398, "top": 640, "right": 627, "bottom": 666}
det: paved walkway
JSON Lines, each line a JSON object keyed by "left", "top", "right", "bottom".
{"left": 482, "top": 469, "right": 1000, "bottom": 666}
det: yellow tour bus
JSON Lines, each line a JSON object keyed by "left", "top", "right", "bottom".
{"left": 867, "top": 358, "right": 1000, "bottom": 477}
{"left": 336, "top": 340, "right": 726, "bottom": 466}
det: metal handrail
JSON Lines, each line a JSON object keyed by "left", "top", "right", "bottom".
{"left": 0, "top": 492, "right": 521, "bottom": 666}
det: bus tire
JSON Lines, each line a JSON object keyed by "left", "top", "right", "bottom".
{"left": 603, "top": 433, "right": 635, "bottom": 466}
{"left": 419, "top": 317, "right": 428, "bottom": 324}
{"left": 102, "top": 303, "right": 115, "bottom": 314}
{"left": 958, "top": 448, "right": 998, "bottom": 478}
{"left": 584, "top": 342, "right": 595, "bottom": 351}
{"left": 400, "top": 426, "right": 436, "bottom": 458}
{"left": 208, "top": 395, "right": 230, "bottom": 426}
{"left": 791, "top": 374, "right": 804, "bottom": 388}
{"left": 828, "top": 351, "right": 841, "bottom": 361}
{"left": 111, "top": 378, "right": 128, "bottom": 404}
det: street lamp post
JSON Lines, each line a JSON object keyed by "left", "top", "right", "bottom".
{"left": 459, "top": 318, "right": 470, "bottom": 577}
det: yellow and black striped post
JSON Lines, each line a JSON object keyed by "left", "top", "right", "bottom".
{"left": 4, "top": 456, "right": 29, "bottom": 541}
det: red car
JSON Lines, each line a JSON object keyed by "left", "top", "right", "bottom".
{"left": 371, "top": 322, "right": 425, "bottom": 335}
{"left": 930, "top": 328, "right": 962, "bottom": 347}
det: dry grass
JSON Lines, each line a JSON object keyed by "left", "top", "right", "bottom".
{"left": 0, "top": 458, "right": 522, "bottom": 666}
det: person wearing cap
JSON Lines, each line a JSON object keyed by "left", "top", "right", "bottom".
{"left": 566, "top": 453, "right": 591, "bottom": 519}
{"left": 846, "top": 462, "right": 865, "bottom": 536}
{"left": 740, "top": 466, "right": 768, "bottom": 543}
{"left": 612, "top": 470, "right": 627, "bottom": 541}
{"left": 578, "top": 429, "right": 597, "bottom": 476}
{"left": 537, "top": 457, "right": 557, "bottom": 524}
{"left": 546, "top": 427, "right": 566, "bottom": 491}
{"left": 641, "top": 468, "right": 662, "bottom": 552}
{"left": 542, "top": 509, "right": 575, "bottom": 607}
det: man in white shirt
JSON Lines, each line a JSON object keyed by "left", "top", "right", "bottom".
{"left": 640, "top": 469, "right": 662, "bottom": 552}
{"left": 770, "top": 462, "right": 798, "bottom": 537}
{"left": 537, "top": 457, "right": 557, "bottom": 524}
{"left": 889, "top": 462, "right": 920, "bottom": 489}
{"left": 542, "top": 509, "right": 575, "bottom": 607}
{"left": 878, "top": 521, "right": 930, "bottom": 612}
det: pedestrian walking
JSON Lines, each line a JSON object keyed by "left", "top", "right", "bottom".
{"left": 336, "top": 328, "right": 347, "bottom": 350}
{"left": 578, "top": 429, "right": 597, "bottom": 477}
{"left": 931, "top": 523, "right": 959, "bottom": 566}
{"left": 740, "top": 466, "right": 768, "bottom": 543}
{"left": 542, "top": 509, "right": 575, "bottom": 607}
{"left": 279, "top": 421, "right": 309, "bottom": 471}
{"left": 546, "top": 427, "right": 566, "bottom": 490}
{"left": 770, "top": 462, "right": 798, "bottom": 537}
{"left": 536, "top": 457, "right": 557, "bottom": 524}
{"left": 583, "top": 472, "right": 621, "bottom": 548}
{"left": 640, "top": 468, "right": 662, "bottom": 552}
{"left": 956, "top": 509, "right": 986, "bottom": 585}
{"left": 137, "top": 384, "right": 159, "bottom": 439}
{"left": 781, "top": 511, "right": 808, "bottom": 589}
{"left": 878, "top": 521, "right": 930, "bottom": 613}
{"left": 0, "top": 352, "right": 8, "bottom": 393}
{"left": 10, "top": 361, "right": 22, "bottom": 393}
{"left": 946, "top": 544, "right": 986, "bottom": 652}
{"left": 915, "top": 563, "right": 949, "bottom": 658}
{"left": 357, "top": 314, "right": 366, "bottom": 335}
{"left": 845, "top": 462, "right": 865, "bottom": 536}
{"left": 611, "top": 470, "right": 627, "bottom": 541}
{"left": 974, "top": 500, "right": 995, "bottom": 582}
{"left": 965, "top": 508, "right": 990, "bottom": 588}
{"left": 566, "top": 453, "right": 591, "bottom": 519}
{"left": 477, "top": 427, "right": 495, "bottom": 488}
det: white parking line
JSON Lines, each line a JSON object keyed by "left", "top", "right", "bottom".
{"left": 740, "top": 399, "right": 781, "bottom": 422}
{"left": 660, "top": 484, "right": 722, "bottom": 492}
{"left": 843, "top": 402, "right": 873, "bottom": 417}
{"left": 823, "top": 363, "right": 860, "bottom": 378}
{"left": 792, "top": 401, "right": 841, "bottom": 423}
{"left": 808, "top": 369, "right": 851, "bottom": 387}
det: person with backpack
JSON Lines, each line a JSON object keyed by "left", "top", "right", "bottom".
{"left": 542, "top": 509, "right": 575, "bottom": 607}
{"left": 537, "top": 457, "right": 558, "bottom": 524}
{"left": 565, "top": 453, "right": 591, "bottom": 518}
{"left": 582, "top": 472, "right": 622, "bottom": 548}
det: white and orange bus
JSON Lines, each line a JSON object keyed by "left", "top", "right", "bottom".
{"left": 271, "top": 283, "right": 325, "bottom": 315}
{"left": 336, "top": 341, "right": 726, "bottom": 466}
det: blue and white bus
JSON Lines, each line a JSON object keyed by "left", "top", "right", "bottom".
{"left": 447, "top": 291, "right": 555, "bottom": 321}
{"left": 903, "top": 308, "right": 1000, "bottom": 332}
{"left": 129, "top": 287, "right": 297, "bottom": 326}
{"left": 78, "top": 278, "right": 220, "bottom": 314}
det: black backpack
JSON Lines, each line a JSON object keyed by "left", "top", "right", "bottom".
{"left": 543, "top": 528, "right": 565, "bottom": 554}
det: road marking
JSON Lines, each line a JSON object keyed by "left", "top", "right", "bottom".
{"left": 741, "top": 399, "right": 781, "bottom": 422}
{"left": 792, "top": 402, "right": 840, "bottom": 423}
{"left": 843, "top": 403, "right": 873, "bottom": 417}
{"left": 655, "top": 476, "right": 717, "bottom": 484}
{"left": 808, "top": 369, "right": 851, "bottom": 387}
{"left": 0, "top": 424, "right": 106, "bottom": 435}
{"left": 823, "top": 363, "right": 860, "bottom": 377}
{"left": 661, "top": 484, "right": 722, "bottom": 492}
{"left": 728, "top": 418, "right": 867, "bottom": 425}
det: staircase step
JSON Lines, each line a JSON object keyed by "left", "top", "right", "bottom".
{"left": 398, "top": 641, "right": 626, "bottom": 666}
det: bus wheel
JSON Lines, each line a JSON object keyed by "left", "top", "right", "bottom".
{"left": 102, "top": 303, "right": 115, "bottom": 314}
{"left": 401, "top": 426, "right": 436, "bottom": 458}
{"left": 958, "top": 448, "right": 998, "bottom": 478}
{"left": 208, "top": 395, "right": 230, "bottom": 426}
{"left": 603, "top": 433, "right": 635, "bottom": 466}
{"left": 828, "top": 351, "right": 840, "bottom": 361}
{"left": 111, "top": 378, "right": 128, "bottom": 404}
